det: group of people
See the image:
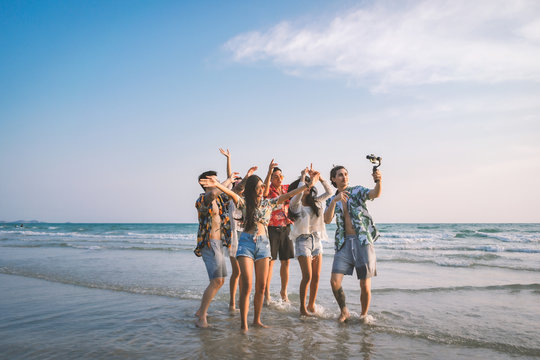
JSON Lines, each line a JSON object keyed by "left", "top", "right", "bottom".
{"left": 194, "top": 149, "right": 382, "bottom": 331}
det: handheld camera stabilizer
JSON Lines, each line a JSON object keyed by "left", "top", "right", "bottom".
{"left": 366, "top": 154, "right": 382, "bottom": 183}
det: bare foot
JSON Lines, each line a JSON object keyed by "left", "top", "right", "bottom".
{"left": 360, "top": 314, "right": 373, "bottom": 324}
{"left": 252, "top": 321, "right": 268, "bottom": 328}
{"left": 280, "top": 290, "right": 289, "bottom": 302}
{"left": 264, "top": 297, "right": 272, "bottom": 307}
{"left": 300, "top": 309, "right": 313, "bottom": 317}
{"left": 229, "top": 306, "right": 239, "bottom": 314}
{"left": 307, "top": 305, "right": 316, "bottom": 313}
{"left": 338, "top": 308, "right": 350, "bottom": 323}
{"left": 195, "top": 316, "right": 209, "bottom": 328}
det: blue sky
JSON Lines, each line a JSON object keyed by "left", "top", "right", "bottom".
{"left": 1, "top": 0, "right": 539, "bottom": 223}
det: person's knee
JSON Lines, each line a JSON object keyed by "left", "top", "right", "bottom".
{"left": 241, "top": 280, "right": 252, "bottom": 293}
{"left": 330, "top": 276, "right": 341, "bottom": 290}
{"left": 302, "top": 272, "right": 312, "bottom": 284}
{"left": 360, "top": 280, "right": 371, "bottom": 293}
{"left": 240, "top": 275, "right": 251, "bottom": 287}
{"left": 212, "top": 277, "right": 225, "bottom": 287}
{"left": 254, "top": 281, "right": 266, "bottom": 293}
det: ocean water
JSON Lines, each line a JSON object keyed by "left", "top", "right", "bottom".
{"left": 0, "top": 223, "right": 539, "bottom": 359}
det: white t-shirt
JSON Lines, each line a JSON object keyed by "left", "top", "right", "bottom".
{"left": 289, "top": 179, "right": 332, "bottom": 241}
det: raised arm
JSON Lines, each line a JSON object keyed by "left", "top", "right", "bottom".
{"left": 263, "top": 158, "right": 278, "bottom": 197}
{"left": 199, "top": 173, "right": 240, "bottom": 205}
{"left": 276, "top": 172, "right": 318, "bottom": 205}
{"left": 290, "top": 167, "right": 309, "bottom": 210}
{"left": 219, "top": 148, "right": 232, "bottom": 179}
{"left": 367, "top": 169, "right": 382, "bottom": 200}
{"left": 232, "top": 166, "right": 257, "bottom": 194}
{"left": 316, "top": 176, "right": 333, "bottom": 202}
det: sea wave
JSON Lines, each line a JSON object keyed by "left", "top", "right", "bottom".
{"left": 376, "top": 257, "right": 539, "bottom": 272}
{"left": 455, "top": 231, "right": 539, "bottom": 243}
{"left": 0, "top": 243, "right": 190, "bottom": 252}
{"left": 0, "top": 267, "right": 203, "bottom": 300}
{"left": 374, "top": 283, "right": 540, "bottom": 294}
{"left": 374, "top": 322, "right": 540, "bottom": 357}
{"left": 378, "top": 243, "right": 540, "bottom": 253}
{"left": 0, "top": 229, "right": 196, "bottom": 241}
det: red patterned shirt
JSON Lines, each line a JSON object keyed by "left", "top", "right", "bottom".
{"left": 266, "top": 184, "right": 293, "bottom": 227}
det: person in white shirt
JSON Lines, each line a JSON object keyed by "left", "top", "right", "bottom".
{"left": 288, "top": 166, "right": 331, "bottom": 316}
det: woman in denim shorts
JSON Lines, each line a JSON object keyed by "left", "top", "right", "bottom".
{"left": 288, "top": 167, "right": 332, "bottom": 316}
{"left": 200, "top": 170, "right": 316, "bottom": 331}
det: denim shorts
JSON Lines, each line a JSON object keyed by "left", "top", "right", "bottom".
{"left": 331, "top": 235, "right": 377, "bottom": 279}
{"left": 201, "top": 239, "right": 228, "bottom": 280}
{"left": 236, "top": 232, "right": 271, "bottom": 261}
{"left": 295, "top": 233, "right": 323, "bottom": 258}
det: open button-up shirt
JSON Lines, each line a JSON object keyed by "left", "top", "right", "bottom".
{"left": 326, "top": 185, "right": 379, "bottom": 250}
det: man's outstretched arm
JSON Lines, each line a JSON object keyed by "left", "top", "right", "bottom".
{"left": 368, "top": 170, "right": 382, "bottom": 200}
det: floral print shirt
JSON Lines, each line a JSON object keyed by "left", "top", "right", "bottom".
{"left": 194, "top": 193, "right": 231, "bottom": 256}
{"left": 326, "top": 185, "right": 379, "bottom": 250}
{"left": 237, "top": 197, "right": 280, "bottom": 231}
{"left": 266, "top": 184, "right": 293, "bottom": 227}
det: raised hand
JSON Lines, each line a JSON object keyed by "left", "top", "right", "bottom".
{"left": 219, "top": 148, "right": 230, "bottom": 158}
{"left": 307, "top": 164, "right": 320, "bottom": 185}
{"left": 246, "top": 166, "right": 258, "bottom": 177}
{"left": 199, "top": 175, "right": 219, "bottom": 188}
{"left": 268, "top": 158, "right": 278, "bottom": 172}
{"left": 372, "top": 169, "right": 382, "bottom": 183}
{"left": 228, "top": 172, "right": 240, "bottom": 182}
{"left": 310, "top": 170, "right": 320, "bottom": 185}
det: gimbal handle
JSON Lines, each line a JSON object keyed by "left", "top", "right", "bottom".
{"left": 366, "top": 154, "right": 382, "bottom": 183}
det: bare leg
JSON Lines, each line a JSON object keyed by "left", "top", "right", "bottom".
{"left": 330, "top": 272, "right": 349, "bottom": 323}
{"left": 280, "top": 259, "right": 290, "bottom": 301}
{"left": 297, "top": 256, "right": 312, "bottom": 315}
{"left": 237, "top": 256, "right": 253, "bottom": 331}
{"left": 195, "top": 277, "right": 225, "bottom": 328}
{"left": 265, "top": 259, "right": 275, "bottom": 305}
{"left": 253, "top": 257, "right": 269, "bottom": 328}
{"left": 307, "top": 254, "right": 322, "bottom": 313}
{"left": 360, "top": 278, "right": 372, "bottom": 316}
{"left": 229, "top": 256, "right": 241, "bottom": 312}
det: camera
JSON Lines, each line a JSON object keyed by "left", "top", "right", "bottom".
{"left": 366, "top": 154, "right": 382, "bottom": 183}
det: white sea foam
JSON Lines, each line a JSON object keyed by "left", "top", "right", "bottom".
{"left": 434, "top": 258, "right": 471, "bottom": 267}
{"left": 0, "top": 229, "right": 196, "bottom": 241}
{"left": 72, "top": 245, "right": 103, "bottom": 250}
{"left": 475, "top": 245, "right": 505, "bottom": 252}
{"left": 360, "top": 314, "right": 375, "bottom": 324}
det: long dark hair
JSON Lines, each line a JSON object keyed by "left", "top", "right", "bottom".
{"left": 287, "top": 177, "right": 319, "bottom": 221}
{"left": 242, "top": 174, "right": 263, "bottom": 232}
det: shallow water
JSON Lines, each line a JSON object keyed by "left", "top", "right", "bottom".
{"left": 1, "top": 223, "right": 539, "bottom": 359}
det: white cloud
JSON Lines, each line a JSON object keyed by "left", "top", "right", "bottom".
{"left": 224, "top": 0, "right": 540, "bottom": 90}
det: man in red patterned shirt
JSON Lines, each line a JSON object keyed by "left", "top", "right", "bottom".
{"left": 263, "top": 159, "right": 294, "bottom": 303}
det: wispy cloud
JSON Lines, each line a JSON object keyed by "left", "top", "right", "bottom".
{"left": 224, "top": 0, "right": 540, "bottom": 90}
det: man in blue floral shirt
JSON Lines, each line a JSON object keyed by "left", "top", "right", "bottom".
{"left": 324, "top": 165, "right": 382, "bottom": 323}
{"left": 194, "top": 170, "right": 235, "bottom": 328}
